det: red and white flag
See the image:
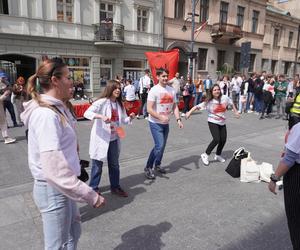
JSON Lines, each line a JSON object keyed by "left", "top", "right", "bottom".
{"left": 194, "top": 19, "right": 209, "bottom": 34}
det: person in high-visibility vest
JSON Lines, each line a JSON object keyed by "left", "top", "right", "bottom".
{"left": 289, "top": 93, "right": 300, "bottom": 129}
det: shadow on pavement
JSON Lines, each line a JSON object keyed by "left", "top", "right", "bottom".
{"left": 80, "top": 186, "right": 146, "bottom": 222}
{"left": 222, "top": 214, "right": 292, "bottom": 250}
{"left": 165, "top": 155, "right": 202, "bottom": 172}
{"left": 163, "top": 150, "right": 234, "bottom": 173}
{"left": 113, "top": 221, "right": 172, "bottom": 250}
{"left": 81, "top": 153, "right": 206, "bottom": 222}
{"left": 15, "top": 135, "right": 27, "bottom": 141}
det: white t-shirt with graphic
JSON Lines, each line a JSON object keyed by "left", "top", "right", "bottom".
{"left": 124, "top": 85, "right": 136, "bottom": 101}
{"left": 147, "top": 84, "right": 177, "bottom": 124}
{"left": 197, "top": 95, "right": 233, "bottom": 126}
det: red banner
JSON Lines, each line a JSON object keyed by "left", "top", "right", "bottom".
{"left": 145, "top": 49, "right": 179, "bottom": 84}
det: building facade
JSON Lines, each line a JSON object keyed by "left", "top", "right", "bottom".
{"left": 0, "top": 0, "right": 163, "bottom": 95}
{"left": 164, "top": 0, "right": 300, "bottom": 80}
{"left": 262, "top": 2, "right": 300, "bottom": 76}
{"left": 164, "top": 0, "right": 267, "bottom": 81}
{"left": 268, "top": 0, "right": 300, "bottom": 17}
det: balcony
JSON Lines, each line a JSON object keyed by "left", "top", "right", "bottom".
{"left": 211, "top": 23, "right": 242, "bottom": 44}
{"left": 94, "top": 23, "right": 124, "bottom": 46}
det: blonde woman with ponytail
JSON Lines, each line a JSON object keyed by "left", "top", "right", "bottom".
{"left": 21, "top": 58, "right": 105, "bottom": 250}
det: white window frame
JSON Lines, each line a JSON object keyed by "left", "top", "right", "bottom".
{"left": 100, "top": 2, "right": 114, "bottom": 22}
{"left": 57, "top": 0, "right": 74, "bottom": 23}
{"left": 100, "top": 58, "right": 113, "bottom": 85}
{"left": 137, "top": 7, "right": 149, "bottom": 32}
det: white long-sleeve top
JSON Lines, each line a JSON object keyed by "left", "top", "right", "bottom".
{"left": 84, "top": 98, "right": 131, "bottom": 161}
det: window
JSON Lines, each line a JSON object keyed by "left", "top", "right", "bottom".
{"left": 271, "top": 60, "right": 277, "bottom": 74}
{"left": 123, "top": 60, "right": 144, "bottom": 80}
{"left": 100, "top": 58, "right": 112, "bottom": 87}
{"left": 200, "top": 0, "right": 209, "bottom": 23}
{"left": 217, "top": 50, "right": 226, "bottom": 70}
{"left": 249, "top": 54, "right": 256, "bottom": 72}
{"left": 100, "top": 3, "right": 113, "bottom": 22}
{"left": 284, "top": 61, "right": 291, "bottom": 75}
{"left": 137, "top": 8, "right": 148, "bottom": 32}
{"left": 0, "top": 0, "right": 9, "bottom": 14}
{"left": 174, "top": 0, "right": 184, "bottom": 19}
{"left": 220, "top": 2, "right": 229, "bottom": 24}
{"left": 262, "top": 59, "right": 269, "bottom": 71}
{"left": 57, "top": 0, "right": 73, "bottom": 22}
{"left": 234, "top": 52, "right": 241, "bottom": 72}
{"left": 273, "top": 28, "right": 280, "bottom": 48}
{"left": 252, "top": 10, "right": 259, "bottom": 33}
{"left": 62, "top": 57, "right": 91, "bottom": 89}
{"left": 198, "top": 48, "right": 207, "bottom": 70}
{"left": 237, "top": 6, "right": 245, "bottom": 28}
{"left": 288, "top": 31, "right": 293, "bottom": 48}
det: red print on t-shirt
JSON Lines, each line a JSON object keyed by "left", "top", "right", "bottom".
{"left": 213, "top": 104, "right": 226, "bottom": 113}
{"left": 111, "top": 108, "right": 118, "bottom": 122}
{"left": 160, "top": 93, "right": 173, "bottom": 104}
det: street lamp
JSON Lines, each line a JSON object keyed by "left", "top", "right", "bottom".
{"left": 181, "top": 1, "right": 199, "bottom": 80}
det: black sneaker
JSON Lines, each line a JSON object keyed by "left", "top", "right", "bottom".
{"left": 154, "top": 165, "right": 166, "bottom": 174}
{"left": 144, "top": 167, "right": 155, "bottom": 179}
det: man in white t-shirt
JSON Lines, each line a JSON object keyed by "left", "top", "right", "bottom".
{"left": 144, "top": 68, "right": 184, "bottom": 179}
{"left": 138, "top": 69, "right": 151, "bottom": 119}
{"left": 124, "top": 80, "right": 136, "bottom": 102}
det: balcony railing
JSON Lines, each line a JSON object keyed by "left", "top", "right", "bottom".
{"left": 94, "top": 23, "right": 124, "bottom": 45}
{"left": 211, "top": 23, "right": 242, "bottom": 44}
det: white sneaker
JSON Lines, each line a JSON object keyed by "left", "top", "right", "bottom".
{"left": 201, "top": 153, "right": 209, "bottom": 166}
{"left": 181, "top": 113, "right": 186, "bottom": 117}
{"left": 214, "top": 155, "right": 225, "bottom": 163}
{"left": 4, "top": 137, "right": 16, "bottom": 144}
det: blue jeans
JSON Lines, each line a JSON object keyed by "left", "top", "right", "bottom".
{"left": 89, "top": 139, "right": 120, "bottom": 191}
{"left": 195, "top": 92, "right": 203, "bottom": 105}
{"left": 254, "top": 95, "right": 263, "bottom": 113}
{"left": 246, "top": 92, "right": 254, "bottom": 111}
{"left": 33, "top": 181, "right": 81, "bottom": 250}
{"left": 146, "top": 122, "right": 169, "bottom": 169}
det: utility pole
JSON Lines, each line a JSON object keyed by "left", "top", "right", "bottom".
{"left": 189, "top": 0, "right": 196, "bottom": 80}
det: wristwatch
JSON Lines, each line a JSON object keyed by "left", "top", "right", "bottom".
{"left": 176, "top": 118, "right": 182, "bottom": 122}
{"left": 270, "top": 174, "right": 281, "bottom": 183}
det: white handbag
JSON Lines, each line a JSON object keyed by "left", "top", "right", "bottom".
{"left": 258, "top": 162, "right": 274, "bottom": 183}
{"left": 240, "top": 153, "right": 260, "bottom": 183}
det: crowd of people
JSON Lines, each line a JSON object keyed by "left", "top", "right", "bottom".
{"left": 0, "top": 57, "right": 300, "bottom": 249}
{"left": 0, "top": 73, "right": 28, "bottom": 144}
{"left": 118, "top": 70, "right": 300, "bottom": 125}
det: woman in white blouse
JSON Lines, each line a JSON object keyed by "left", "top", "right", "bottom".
{"left": 84, "top": 80, "right": 135, "bottom": 197}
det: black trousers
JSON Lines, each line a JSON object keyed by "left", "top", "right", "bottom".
{"left": 206, "top": 122, "right": 227, "bottom": 155}
{"left": 3, "top": 100, "right": 17, "bottom": 126}
{"left": 183, "top": 95, "right": 191, "bottom": 113}
{"left": 261, "top": 100, "right": 273, "bottom": 117}
{"left": 283, "top": 163, "right": 300, "bottom": 250}
{"left": 138, "top": 93, "right": 148, "bottom": 117}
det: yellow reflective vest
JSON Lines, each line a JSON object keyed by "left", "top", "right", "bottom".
{"left": 291, "top": 94, "right": 300, "bottom": 114}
